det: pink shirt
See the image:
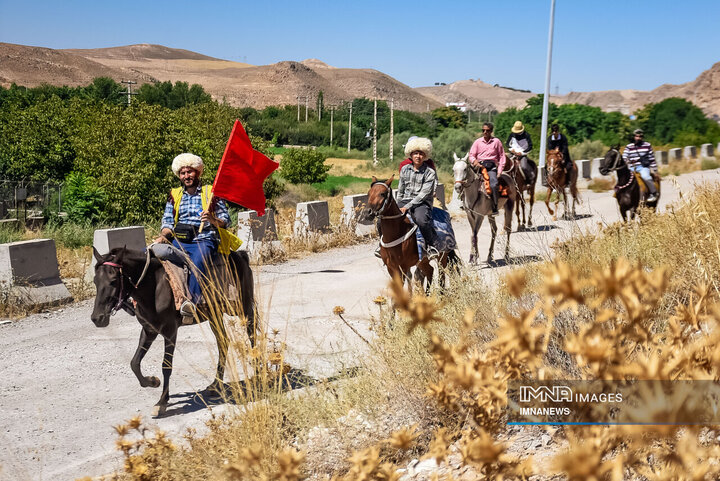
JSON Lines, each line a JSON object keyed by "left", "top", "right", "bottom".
{"left": 469, "top": 137, "right": 506, "bottom": 175}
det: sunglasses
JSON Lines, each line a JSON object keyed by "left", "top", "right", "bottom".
{"left": 482, "top": 129, "right": 491, "bottom": 132}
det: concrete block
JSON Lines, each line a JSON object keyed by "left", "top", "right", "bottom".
{"left": 591, "top": 158, "right": 604, "bottom": 179}
{"left": 341, "top": 194, "right": 374, "bottom": 236}
{"left": 655, "top": 151, "right": 669, "bottom": 165}
{"left": 701, "top": 143, "right": 715, "bottom": 159}
{"left": 683, "top": 145, "right": 697, "bottom": 159}
{"left": 294, "top": 201, "right": 330, "bottom": 237}
{"left": 578, "top": 159, "right": 591, "bottom": 179}
{"left": 0, "top": 239, "right": 72, "bottom": 307}
{"left": 237, "top": 209, "right": 278, "bottom": 252}
{"left": 669, "top": 148, "right": 682, "bottom": 162}
{"left": 92, "top": 226, "right": 147, "bottom": 269}
{"left": 434, "top": 183, "right": 446, "bottom": 209}
{"left": 447, "top": 188, "right": 463, "bottom": 215}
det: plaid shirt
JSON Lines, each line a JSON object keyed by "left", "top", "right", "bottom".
{"left": 623, "top": 142, "right": 657, "bottom": 170}
{"left": 397, "top": 163, "right": 437, "bottom": 208}
{"left": 161, "top": 185, "right": 230, "bottom": 241}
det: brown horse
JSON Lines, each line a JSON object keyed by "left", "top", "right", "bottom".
{"left": 366, "top": 176, "right": 457, "bottom": 292}
{"left": 545, "top": 148, "right": 579, "bottom": 220}
{"left": 452, "top": 159, "right": 516, "bottom": 264}
{"left": 506, "top": 152, "right": 538, "bottom": 230}
{"left": 599, "top": 146, "right": 660, "bottom": 221}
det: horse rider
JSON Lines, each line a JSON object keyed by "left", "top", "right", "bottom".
{"left": 547, "top": 124, "right": 574, "bottom": 178}
{"left": 506, "top": 120, "right": 535, "bottom": 184}
{"left": 154, "top": 153, "right": 231, "bottom": 324}
{"left": 374, "top": 136, "right": 438, "bottom": 259}
{"left": 396, "top": 137, "right": 440, "bottom": 259}
{"left": 469, "top": 122, "right": 506, "bottom": 216}
{"left": 623, "top": 128, "right": 659, "bottom": 202}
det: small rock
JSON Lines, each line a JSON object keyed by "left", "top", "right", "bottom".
{"left": 541, "top": 434, "right": 552, "bottom": 446}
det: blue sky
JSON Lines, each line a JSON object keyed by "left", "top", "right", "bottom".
{"left": 1, "top": 0, "right": 718, "bottom": 94}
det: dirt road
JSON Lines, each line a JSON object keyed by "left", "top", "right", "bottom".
{"left": 0, "top": 169, "right": 715, "bottom": 481}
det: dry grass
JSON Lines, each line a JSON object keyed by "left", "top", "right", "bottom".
{"left": 586, "top": 177, "right": 615, "bottom": 192}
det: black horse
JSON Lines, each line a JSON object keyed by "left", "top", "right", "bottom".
{"left": 600, "top": 146, "right": 660, "bottom": 221}
{"left": 91, "top": 246, "right": 256, "bottom": 416}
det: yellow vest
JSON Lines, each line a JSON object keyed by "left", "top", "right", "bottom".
{"left": 171, "top": 185, "right": 242, "bottom": 255}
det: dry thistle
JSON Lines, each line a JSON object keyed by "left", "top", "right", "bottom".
{"left": 504, "top": 268, "right": 527, "bottom": 298}
{"left": 333, "top": 306, "right": 346, "bottom": 316}
{"left": 275, "top": 448, "right": 305, "bottom": 481}
{"left": 424, "top": 427, "right": 452, "bottom": 464}
{"left": 388, "top": 425, "right": 418, "bottom": 450}
{"left": 373, "top": 296, "right": 387, "bottom": 305}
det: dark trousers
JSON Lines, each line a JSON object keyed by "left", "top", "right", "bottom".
{"left": 398, "top": 200, "right": 437, "bottom": 247}
{"left": 172, "top": 237, "right": 217, "bottom": 304}
{"left": 482, "top": 161, "right": 499, "bottom": 209}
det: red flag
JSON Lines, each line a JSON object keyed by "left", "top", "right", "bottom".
{"left": 212, "top": 120, "right": 279, "bottom": 216}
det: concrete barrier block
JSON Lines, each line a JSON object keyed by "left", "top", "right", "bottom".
{"left": 435, "top": 183, "right": 446, "bottom": 209}
{"left": 447, "top": 188, "right": 463, "bottom": 215}
{"left": 578, "top": 159, "right": 591, "bottom": 179}
{"left": 683, "top": 145, "right": 697, "bottom": 159}
{"left": 341, "top": 194, "right": 374, "bottom": 236}
{"left": 0, "top": 239, "right": 71, "bottom": 307}
{"left": 591, "top": 158, "right": 604, "bottom": 179}
{"left": 701, "top": 143, "right": 715, "bottom": 159}
{"left": 294, "top": 201, "right": 330, "bottom": 237}
{"left": 668, "top": 148, "right": 682, "bottom": 162}
{"left": 655, "top": 151, "right": 669, "bottom": 165}
{"left": 237, "top": 209, "right": 278, "bottom": 252}
{"left": 92, "top": 226, "right": 146, "bottom": 269}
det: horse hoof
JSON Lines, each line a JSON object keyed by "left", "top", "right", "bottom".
{"left": 205, "top": 381, "right": 226, "bottom": 396}
{"left": 143, "top": 376, "right": 161, "bottom": 388}
{"left": 151, "top": 404, "right": 167, "bottom": 417}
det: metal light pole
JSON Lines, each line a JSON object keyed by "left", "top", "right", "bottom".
{"left": 373, "top": 98, "right": 378, "bottom": 166}
{"left": 538, "top": 0, "right": 556, "bottom": 175}
{"left": 390, "top": 98, "right": 394, "bottom": 163}
{"left": 347, "top": 102, "right": 353, "bottom": 153}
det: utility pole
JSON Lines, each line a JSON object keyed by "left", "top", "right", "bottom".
{"left": 389, "top": 98, "right": 394, "bottom": 163}
{"left": 539, "top": 0, "right": 557, "bottom": 176}
{"left": 373, "top": 98, "right": 378, "bottom": 166}
{"left": 121, "top": 80, "right": 137, "bottom": 106}
{"left": 305, "top": 96, "right": 309, "bottom": 122}
{"left": 347, "top": 102, "right": 353, "bottom": 153}
{"left": 297, "top": 95, "right": 300, "bottom": 122}
{"left": 330, "top": 106, "right": 334, "bottom": 146}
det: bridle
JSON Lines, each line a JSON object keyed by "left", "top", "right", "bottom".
{"left": 97, "top": 249, "right": 151, "bottom": 315}
{"left": 603, "top": 148, "right": 635, "bottom": 191}
{"left": 454, "top": 162, "right": 496, "bottom": 217}
{"left": 369, "top": 181, "right": 417, "bottom": 249}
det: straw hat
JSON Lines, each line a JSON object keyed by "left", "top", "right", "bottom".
{"left": 511, "top": 121, "right": 525, "bottom": 134}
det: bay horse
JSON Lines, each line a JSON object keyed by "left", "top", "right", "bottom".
{"left": 600, "top": 146, "right": 660, "bottom": 221}
{"left": 91, "top": 247, "right": 256, "bottom": 416}
{"left": 452, "top": 159, "right": 516, "bottom": 264}
{"left": 366, "top": 176, "right": 457, "bottom": 292}
{"left": 545, "top": 148, "right": 579, "bottom": 220}
{"left": 506, "top": 152, "right": 538, "bottom": 230}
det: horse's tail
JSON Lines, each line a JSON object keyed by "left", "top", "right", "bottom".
{"left": 230, "top": 250, "right": 257, "bottom": 344}
{"left": 570, "top": 166, "right": 581, "bottom": 203}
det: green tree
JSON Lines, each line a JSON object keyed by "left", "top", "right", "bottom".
{"left": 431, "top": 106, "right": 467, "bottom": 130}
{"left": 637, "top": 97, "right": 716, "bottom": 144}
{"left": 84, "top": 77, "right": 125, "bottom": 105}
{"left": 280, "top": 148, "right": 330, "bottom": 184}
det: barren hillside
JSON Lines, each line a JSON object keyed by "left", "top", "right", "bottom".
{"left": 0, "top": 42, "right": 154, "bottom": 87}
{"left": 416, "top": 79, "right": 533, "bottom": 113}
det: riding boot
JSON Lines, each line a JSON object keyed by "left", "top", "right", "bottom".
{"left": 491, "top": 189, "right": 499, "bottom": 216}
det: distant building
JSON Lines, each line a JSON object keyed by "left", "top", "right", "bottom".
{"left": 445, "top": 102, "right": 468, "bottom": 112}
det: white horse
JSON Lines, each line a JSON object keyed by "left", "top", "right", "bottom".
{"left": 452, "top": 154, "right": 516, "bottom": 264}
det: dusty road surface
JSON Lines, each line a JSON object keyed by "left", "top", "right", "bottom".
{"left": 0, "top": 169, "right": 716, "bottom": 481}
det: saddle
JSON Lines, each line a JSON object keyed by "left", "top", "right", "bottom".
{"left": 478, "top": 166, "right": 510, "bottom": 197}
{"left": 635, "top": 172, "right": 661, "bottom": 196}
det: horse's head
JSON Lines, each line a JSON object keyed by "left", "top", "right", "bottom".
{"left": 452, "top": 154, "right": 471, "bottom": 194}
{"left": 91, "top": 247, "right": 126, "bottom": 328}
{"left": 366, "top": 175, "right": 394, "bottom": 218}
{"left": 546, "top": 148, "right": 563, "bottom": 177}
{"left": 599, "top": 145, "right": 622, "bottom": 175}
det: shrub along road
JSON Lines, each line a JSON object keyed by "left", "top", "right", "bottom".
{"left": 0, "top": 169, "right": 716, "bottom": 481}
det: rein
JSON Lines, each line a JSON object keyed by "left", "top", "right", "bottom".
{"left": 605, "top": 149, "right": 635, "bottom": 192}
{"left": 99, "top": 248, "right": 152, "bottom": 315}
{"left": 370, "top": 181, "right": 416, "bottom": 249}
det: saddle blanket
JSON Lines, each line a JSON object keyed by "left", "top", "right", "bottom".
{"left": 410, "top": 207, "right": 458, "bottom": 258}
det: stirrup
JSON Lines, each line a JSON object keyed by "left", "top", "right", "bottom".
{"left": 426, "top": 246, "right": 440, "bottom": 260}
{"left": 374, "top": 245, "right": 382, "bottom": 259}
{"left": 180, "top": 300, "right": 197, "bottom": 325}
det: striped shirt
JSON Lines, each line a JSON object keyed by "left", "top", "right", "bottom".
{"left": 623, "top": 142, "right": 657, "bottom": 170}
{"left": 161, "top": 186, "right": 230, "bottom": 241}
{"left": 397, "top": 163, "right": 437, "bottom": 208}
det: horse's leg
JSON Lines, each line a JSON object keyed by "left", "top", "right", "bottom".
{"left": 487, "top": 217, "right": 497, "bottom": 264}
{"left": 504, "top": 203, "right": 513, "bottom": 261}
{"left": 515, "top": 189, "right": 523, "bottom": 231}
{"left": 152, "top": 332, "right": 177, "bottom": 417}
{"left": 207, "top": 316, "right": 229, "bottom": 395}
{"left": 131, "top": 327, "right": 160, "bottom": 388}
{"left": 469, "top": 214, "right": 481, "bottom": 264}
{"left": 528, "top": 188, "right": 535, "bottom": 227}
{"left": 545, "top": 188, "right": 554, "bottom": 217}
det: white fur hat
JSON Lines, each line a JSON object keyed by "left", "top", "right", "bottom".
{"left": 404, "top": 137, "right": 432, "bottom": 158}
{"left": 171, "top": 153, "right": 204, "bottom": 177}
